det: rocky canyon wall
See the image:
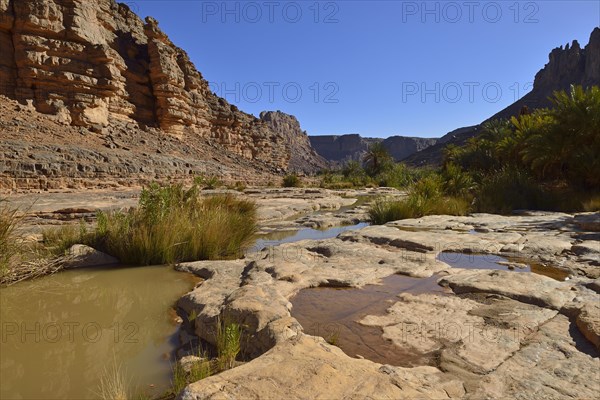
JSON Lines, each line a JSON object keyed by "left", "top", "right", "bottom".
{"left": 0, "top": 0, "right": 289, "bottom": 171}
{"left": 260, "top": 111, "right": 328, "bottom": 173}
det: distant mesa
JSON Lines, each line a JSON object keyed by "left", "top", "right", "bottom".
{"left": 309, "top": 134, "right": 438, "bottom": 164}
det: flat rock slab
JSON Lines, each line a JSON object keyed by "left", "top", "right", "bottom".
{"left": 360, "top": 294, "right": 557, "bottom": 374}
{"left": 439, "top": 269, "right": 576, "bottom": 310}
{"left": 468, "top": 314, "right": 600, "bottom": 399}
{"left": 175, "top": 212, "right": 600, "bottom": 399}
{"left": 576, "top": 302, "right": 600, "bottom": 350}
{"left": 574, "top": 212, "right": 600, "bottom": 232}
{"left": 180, "top": 334, "right": 466, "bottom": 400}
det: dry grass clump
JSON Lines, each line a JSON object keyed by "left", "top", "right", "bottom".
{"left": 91, "top": 184, "right": 257, "bottom": 265}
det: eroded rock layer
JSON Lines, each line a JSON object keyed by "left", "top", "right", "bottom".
{"left": 260, "top": 111, "right": 329, "bottom": 173}
{"left": 0, "top": 0, "right": 289, "bottom": 171}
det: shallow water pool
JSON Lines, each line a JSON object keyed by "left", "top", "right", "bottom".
{"left": 0, "top": 265, "right": 196, "bottom": 400}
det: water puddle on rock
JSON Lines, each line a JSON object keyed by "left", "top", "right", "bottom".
{"left": 252, "top": 222, "right": 369, "bottom": 252}
{"left": 0, "top": 265, "right": 196, "bottom": 400}
{"left": 436, "top": 251, "right": 570, "bottom": 281}
{"left": 291, "top": 274, "right": 448, "bottom": 367}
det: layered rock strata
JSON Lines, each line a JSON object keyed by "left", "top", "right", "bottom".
{"left": 0, "top": 0, "right": 289, "bottom": 177}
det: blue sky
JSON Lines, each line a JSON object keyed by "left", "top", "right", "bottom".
{"left": 129, "top": 1, "right": 599, "bottom": 138}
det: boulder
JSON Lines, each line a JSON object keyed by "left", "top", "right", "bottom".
{"left": 66, "top": 244, "right": 119, "bottom": 268}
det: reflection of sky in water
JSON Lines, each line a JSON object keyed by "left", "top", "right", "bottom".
{"left": 252, "top": 223, "right": 370, "bottom": 253}
{"left": 436, "top": 252, "right": 569, "bottom": 281}
{"left": 437, "top": 252, "right": 509, "bottom": 270}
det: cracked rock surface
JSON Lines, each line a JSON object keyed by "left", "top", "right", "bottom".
{"left": 176, "top": 212, "right": 599, "bottom": 399}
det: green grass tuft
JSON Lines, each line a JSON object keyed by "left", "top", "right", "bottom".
{"left": 216, "top": 317, "right": 242, "bottom": 371}
{"left": 368, "top": 195, "right": 470, "bottom": 224}
{"left": 0, "top": 200, "right": 19, "bottom": 275}
{"left": 282, "top": 174, "right": 301, "bottom": 188}
{"left": 194, "top": 174, "right": 222, "bottom": 190}
{"left": 474, "top": 168, "right": 546, "bottom": 213}
{"left": 170, "top": 350, "right": 213, "bottom": 397}
{"left": 42, "top": 220, "right": 96, "bottom": 256}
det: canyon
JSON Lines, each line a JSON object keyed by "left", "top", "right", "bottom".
{"left": 0, "top": 3, "right": 598, "bottom": 398}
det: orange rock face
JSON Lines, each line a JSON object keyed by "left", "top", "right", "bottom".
{"left": 0, "top": 0, "right": 289, "bottom": 172}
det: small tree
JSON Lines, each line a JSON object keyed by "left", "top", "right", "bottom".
{"left": 363, "top": 142, "right": 392, "bottom": 176}
{"left": 282, "top": 174, "right": 301, "bottom": 187}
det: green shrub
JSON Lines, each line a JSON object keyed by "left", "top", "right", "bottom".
{"left": 319, "top": 172, "right": 353, "bottom": 189}
{"left": 342, "top": 160, "right": 364, "bottom": 178}
{"left": 375, "top": 163, "right": 415, "bottom": 189}
{"left": 342, "top": 160, "right": 373, "bottom": 187}
{"left": 216, "top": 318, "right": 242, "bottom": 371}
{"left": 441, "top": 163, "right": 474, "bottom": 197}
{"left": 282, "top": 174, "right": 301, "bottom": 188}
{"left": 412, "top": 174, "right": 444, "bottom": 200}
{"left": 363, "top": 143, "right": 393, "bottom": 176}
{"left": 194, "top": 174, "right": 222, "bottom": 190}
{"left": 473, "top": 168, "right": 546, "bottom": 213}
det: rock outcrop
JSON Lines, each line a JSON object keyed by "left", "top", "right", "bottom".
{"left": 309, "top": 134, "right": 437, "bottom": 164}
{"left": 259, "top": 111, "right": 328, "bottom": 173}
{"left": 175, "top": 211, "right": 600, "bottom": 399}
{"left": 0, "top": 96, "right": 282, "bottom": 190}
{"left": 406, "top": 27, "right": 600, "bottom": 166}
{"left": 0, "top": 0, "right": 292, "bottom": 182}
{"left": 309, "top": 134, "right": 378, "bottom": 163}
{"left": 382, "top": 135, "right": 439, "bottom": 160}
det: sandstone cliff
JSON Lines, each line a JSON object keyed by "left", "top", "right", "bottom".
{"left": 259, "top": 111, "right": 328, "bottom": 173}
{"left": 309, "top": 134, "right": 437, "bottom": 164}
{"left": 0, "top": 96, "right": 283, "bottom": 191}
{"left": 0, "top": 0, "right": 290, "bottom": 174}
{"left": 406, "top": 27, "right": 600, "bottom": 166}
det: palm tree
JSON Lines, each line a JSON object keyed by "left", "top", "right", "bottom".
{"left": 522, "top": 85, "right": 600, "bottom": 187}
{"left": 363, "top": 142, "right": 391, "bottom": 176}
